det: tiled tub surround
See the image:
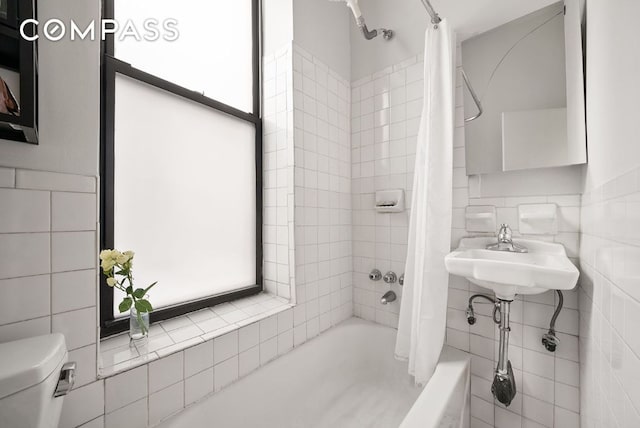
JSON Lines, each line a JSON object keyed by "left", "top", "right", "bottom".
{"left": 579, "top": 167, "right": 640, "bottom": 427}
{"left": 350, "top": 54, "right": 424, "bottom": 328}
{"left": 99, "top": 293, "right": 291, "bottom": 376}
{"left": 152, "top": 319, "right": 470, "bottom": 428}
{"left": 263, "top": 46, "right": 296, "bottom": 300}
{"left": 291, "top": 44, "right": 354, "bottom": 340}
{"left": 99, "top": 304, "right": 300, "bottom": 427}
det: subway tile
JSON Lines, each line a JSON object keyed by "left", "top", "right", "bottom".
{"left": 555, "top": 358, "right": 580, "bottom": 387}
{"left": 0, "top": 275, "right": 50, "bottom": 324}
{"left": 277, "top": 308, "right": 294, "bottom": 333}
{"left": 0, "top": 316, "right": 50, "bottom": 343}
{"left": 239, "top": 346, "right": 260, "bottom": 377}
{"left": 259, "top": 315, "right": 278, "bottom": 341}
{"left": 52, "top": 192, "right": 97, "bottom": 231}
{"left": 278, "top": 325, "right": 295, "bottom": 352}
{"left": 260, "top": 336, "right": 278, "bottom": 365}
{"left": 51, "top": 269, "right": 96, "bottom": 313}
{"left": 184, "top": 340, "right": 214, "bottom": 378}
{"left": 471, "top": 396, "right": 494, "bottom": 425}
{"left": 0, "top": 188, "right": 50, "bottom": 232}
{"left": 104, "top": 365, "right": 147, "bottom": 413}
{"left": 166, "top": 324, "right": 204, "bottom": 343}
{"left": 59, "top": 380, "right": 104, "bottom": 428}
{"left": 214, "top": 355, "right": 239, "bottom": 392}
{"left": 52, "top": 307, "right": 96, "bottom": 350}
{"left": 149, "top": 351, "right": 184, "bottom": 393}
{"left": 522, "top": 395, "right": 553, "bottom": 427}
{"left": 15, "top": 170, "right": 96, "bottom": 193}
{"left": 149, "top": 381, "right": 184, "bottom": 426}
{"left": 555, "top": 382, "right": 580, "bottom": 412}
{"left": 69, "top": 344, "right": 97, "bottom": 388}
{"left": 0, "top": 233, "right": 49, "bottom": 279}
{"left": 185, "top": 367, "right": 214, "bottom": 405}
{"left": 214, "top": 330, "right": 238, "bottom": 364}
{"left": 105, "top": 398, "right": 147, "bottom": 428}
{"left": 51, "top": 231, "right": 96, "bottom": 273}
{"left": 495, "top": 407, "right": 522, "bottom": 428}
{"left": 522, "top": 348, "right": 554, "bottom": 380}
{"left": 239, "top": 322, "right": 260, "bottom": 352}
{"left": 554, "top": 406, "right": 580, "bottom": 428}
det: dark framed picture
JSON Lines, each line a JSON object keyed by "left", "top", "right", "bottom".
{"left": 0, "top": 67, "right": 20, "bottom": 116}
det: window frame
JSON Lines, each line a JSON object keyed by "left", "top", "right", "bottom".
{"left": 99, "top": 0, "right": 263, "bottom": 338}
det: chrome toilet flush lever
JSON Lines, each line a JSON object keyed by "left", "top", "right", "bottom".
{"left": 54, "top": 362, "right": 76, "bottom": 397}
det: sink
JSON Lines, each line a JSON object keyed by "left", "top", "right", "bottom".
{"left": 445, "top": 237, "right": 579, "bottom": 300}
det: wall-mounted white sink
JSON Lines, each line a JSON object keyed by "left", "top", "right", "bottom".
{"left": 445, "top": 237, "right": 579, "bottom": 300}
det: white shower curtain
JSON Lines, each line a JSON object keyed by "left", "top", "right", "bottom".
{"left": 394, "top": 20, "right": 456, "bottom": 386}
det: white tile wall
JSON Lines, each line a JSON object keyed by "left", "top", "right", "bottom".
{"left": 350, "top": 55, "right": 421, "bottom": 328}
{"left": 579, "top": 166, "right": 640, "bottom": 428}
{"left": 0, "top": 167, "right": 101, "bottom": 428}
{"left": 263, "top": 45, "right": 296, "bottom": 300}
{"left": 448, "top": 47, "right": 581, "bottom": 428}
{"left": 291, "top": 43, "right": 354, "bottom": 340}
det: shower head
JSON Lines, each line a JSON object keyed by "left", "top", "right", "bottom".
{"left": 330, "top": 0, "right": 393, "bottom": 41}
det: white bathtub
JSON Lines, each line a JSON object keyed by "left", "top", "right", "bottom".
{"left": 159, "top": 318, "right": 469, "bottom": 428}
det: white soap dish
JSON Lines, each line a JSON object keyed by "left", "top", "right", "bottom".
{"left": 375, "top": 189, "right": 405, "bottom": 213}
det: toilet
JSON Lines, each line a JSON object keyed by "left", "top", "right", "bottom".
{"left": 0, "top": 334, "right": 75, "bottom": 428}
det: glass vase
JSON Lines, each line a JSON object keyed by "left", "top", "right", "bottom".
{"left": 130, "top": 306, "right": 150, "bottom": 342}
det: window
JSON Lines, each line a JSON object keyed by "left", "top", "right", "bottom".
{"left": 100, "top": 0, "right": 262, "bottom": 337}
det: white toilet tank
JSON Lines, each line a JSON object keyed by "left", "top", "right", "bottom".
{"left": 0, "top": 334, "right": 71, "bottom": 428}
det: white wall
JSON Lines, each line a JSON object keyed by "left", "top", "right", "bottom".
{"left": 349, "top": 0, "right": 561, "bottom": 80}
{"left": 0, "top": 0, "right": 100, "bottom": 176}
{"left": 582, "top": 0, "right": 640, "bottom": 191}
{"left": 579, "top": 0, "right": 640, "bottom": 426}
{"left": 263, "top": 0, "right": 293, "bottom": 56}
{"left": 350, "top": 0, "right": 428, "bottom": 80}
{"left": 292, "top": 0, "right": 351, "bottom": 79}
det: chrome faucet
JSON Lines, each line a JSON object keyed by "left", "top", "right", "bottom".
{"left": 380, "top": 290, "right": 396, "bottom": 304}
{"left": 486, "top": 224, "right": 528, "bottom": 253}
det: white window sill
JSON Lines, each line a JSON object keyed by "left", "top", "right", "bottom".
{"left": 98, "top": 292, "right": 292, "bottom": 377}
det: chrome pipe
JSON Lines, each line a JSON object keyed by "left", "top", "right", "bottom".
{"left": 496, "top": 299, "right": 511, "bottom": 375}
{"left": 461, "top": 68, "right": 483, "bottom": 122}
{"left": 420, "top": 0, "right": 442, "bottom": 24}
{"left": 356, "top": 16, "right": 393, "bottom": 40}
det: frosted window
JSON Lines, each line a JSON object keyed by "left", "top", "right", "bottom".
{"left": 113, "top": 74, "right": 256, "bottom": 316}
{"left": 113, "top": 0, "right": 253, "bottom": 112}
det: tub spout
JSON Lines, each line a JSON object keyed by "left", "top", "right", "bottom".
{"left": 380, "top": 290, "right": 396, "bottom": 305}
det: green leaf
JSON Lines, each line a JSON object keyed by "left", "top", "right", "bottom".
{"left": 135, "top": 299, "right": 153, "bottom": 313}
{"left": 118, "top": 297, "right": 132, "bottom": 313}
{"left": 143, "top": 281, "right": 158, "bottom": 294}
{"left": 132, "top": 288, "right": 146, "bottom": 299}
{"left": 126, "top": 286, "right": 133, "bottom": 295}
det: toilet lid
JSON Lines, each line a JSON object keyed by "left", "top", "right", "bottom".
{"left": 0, "top": 334, "right": 67, "bottom": 399}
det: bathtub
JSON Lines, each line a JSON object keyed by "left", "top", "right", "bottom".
{"left": 159, "top": 318, "right": 469, "bottom": 428}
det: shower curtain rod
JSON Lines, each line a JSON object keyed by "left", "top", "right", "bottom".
{"left": 420, "top": 0, "right": 442, "bottom": 24}
{"left": 419, "top": 0, "right": 483, "bottom": 121}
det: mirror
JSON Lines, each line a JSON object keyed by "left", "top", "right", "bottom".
{"left": 461, "top": 1, "right": 586, "bottom": 175}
